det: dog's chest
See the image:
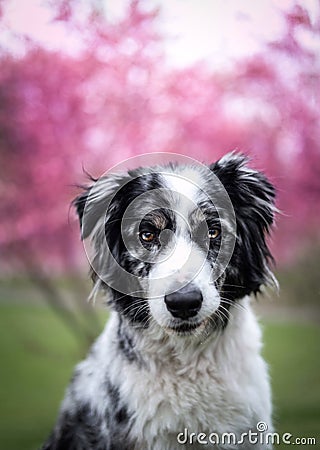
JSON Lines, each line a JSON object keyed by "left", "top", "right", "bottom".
{"left": 123, "top": 352, "right": 251, "bottom": 447}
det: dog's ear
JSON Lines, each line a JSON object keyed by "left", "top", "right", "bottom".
{"left": 210, "top": 152, "right": 277, "bottom": 295}
{"left": 73, "top": 174, "right": 129, "bottom": 239}
{"left": 210, "top": 152, "right": 276, "bottom": 232}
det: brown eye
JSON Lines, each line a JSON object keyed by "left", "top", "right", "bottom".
{"left": 140, "top": 231, "right": 155, "bottom": 242}
{"left": 208, "top": 228, "right": 220, "bottom": 239}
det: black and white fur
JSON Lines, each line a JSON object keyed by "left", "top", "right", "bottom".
{"left": 42, "top": 153, "right": 276, "bottom": 450}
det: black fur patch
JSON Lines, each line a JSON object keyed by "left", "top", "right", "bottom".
{"left": 42, "top": 396, "right": 132, "bottom": 450}
{"left": 210, "top": 155, "right": 275, "bottom": 302}
{"left": 117, "top": 317, "right": 140, "bottom": 364}
{"left": 41, "top": 403, "right": 107, "bottom": 450}
{"left": 105, "top": 380, "right": 130, "bottom": 426}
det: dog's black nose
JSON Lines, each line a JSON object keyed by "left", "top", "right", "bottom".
{"left": 164, "top": 285, "right": 203, "bottom": 320}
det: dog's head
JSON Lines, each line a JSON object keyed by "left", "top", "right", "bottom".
{"left": 74, "top": 153, "right": 276, "bottom": 337}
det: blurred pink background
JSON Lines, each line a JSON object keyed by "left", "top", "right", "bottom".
{"left": 1, "top": 0, "right": 319, "bottom": 275}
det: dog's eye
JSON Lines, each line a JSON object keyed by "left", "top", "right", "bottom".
{"left": 140, "top": 231, "right": 155, "bottom": 242}
{"left": 208, "top": 228, "right": 220, "bottom": 239}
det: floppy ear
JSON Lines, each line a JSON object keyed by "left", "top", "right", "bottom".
{"left": 73, "top": 174, "right": 129, "bottom": 239}
{"left": 210, "top": 152, "right": 276, "bottom": 296}
{"left": 73, "top": 172, "right": 134, "bottom": 297}
{"left": 211, "top": 153, "right": 276, "bottom": 231}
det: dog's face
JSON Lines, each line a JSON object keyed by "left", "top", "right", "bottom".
{"left": 74, "top": 154, "right": 275, "bottom": 337}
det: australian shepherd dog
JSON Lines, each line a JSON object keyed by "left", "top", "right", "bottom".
{"left": 43, "top": 153, "right": 276, "bottom": 450}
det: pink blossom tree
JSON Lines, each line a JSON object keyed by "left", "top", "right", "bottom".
{"left": 0, "top": 0, "right": 319, "bottom": 331}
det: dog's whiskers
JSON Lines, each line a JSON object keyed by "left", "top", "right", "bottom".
{"left": 122, "top": 299, "right": 148, "bottom": 317}
{"left": 220, "top": 297, "right": 248, "bottom": 312}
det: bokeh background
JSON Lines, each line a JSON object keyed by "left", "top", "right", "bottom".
{"left": 0, "top": 0, "right": 319, "bottom": 448}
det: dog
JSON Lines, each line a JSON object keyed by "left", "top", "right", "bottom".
{"left": 42, "top": 153, "right": 276, "bottom": 450}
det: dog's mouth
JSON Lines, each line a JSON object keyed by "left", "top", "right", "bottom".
{"left": 165, "top": 318, "right": 209, "bottom": 335}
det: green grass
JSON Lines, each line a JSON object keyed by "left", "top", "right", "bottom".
{"left": 263, "top": 321, "right": 320, "bottom": 447}
{"left": 0, "top": 304, "right": 319, "bottom": 450}
{"left": 0, "top": 304, "right": 107, "bottom": 450}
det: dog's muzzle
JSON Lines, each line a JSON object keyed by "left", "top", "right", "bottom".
{"left": 164, "top": 284, "right": 203, "bottom": 320}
